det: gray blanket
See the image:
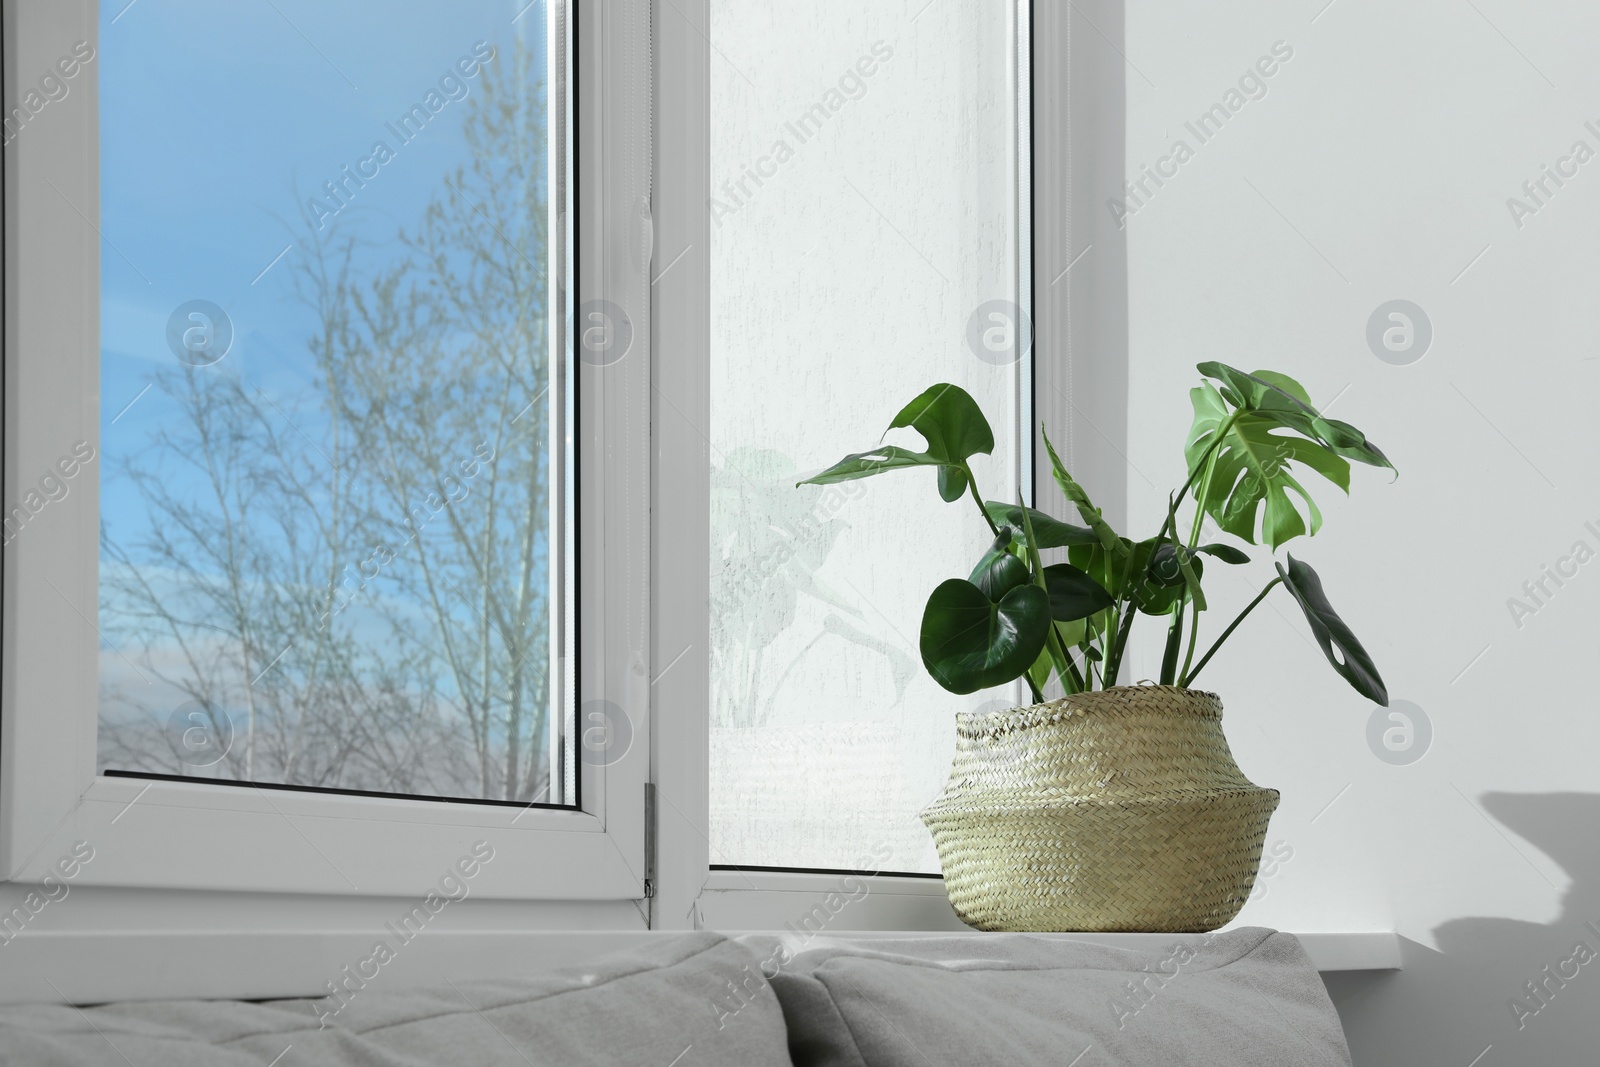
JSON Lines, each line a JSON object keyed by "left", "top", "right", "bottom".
{"left": 0, "top": 927, "right": 1349, "bottom": 1065}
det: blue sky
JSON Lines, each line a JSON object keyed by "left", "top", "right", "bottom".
{"left": 100, "top": 0, "right": 547, "bottom": 544}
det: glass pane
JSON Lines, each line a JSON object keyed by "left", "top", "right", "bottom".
{"left": 96, "top": 0, "right": 572, "bottom": 805}
{"left": 708, "top": 2, "right": 1030, "bottom": 871}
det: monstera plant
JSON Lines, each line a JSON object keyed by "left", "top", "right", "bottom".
{"left": 799, "top": 363, "right": 1395, "bottom": 705}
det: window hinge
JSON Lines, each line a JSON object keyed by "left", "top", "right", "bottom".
{"left": 643, "top": 782, "right": 657, "bottom": 901}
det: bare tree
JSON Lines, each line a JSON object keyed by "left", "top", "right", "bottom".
{"left": 99, "top": 365, "right": 475, "bottom": 794}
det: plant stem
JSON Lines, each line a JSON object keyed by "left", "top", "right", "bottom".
{"left": 1178, "top": 590, "right": 1202, "bottom": 683}
{"left": 1118, "top": 607, "right": 1138, "bottom": 674}
{"left": 1062, "top": 645, "right": 1086, "bottom": 692}
{"left": 1025, "top": 673, "right": 1045, "bottom": 704}
{"left": 1159, "top": 602, "right": 1183, "bottom": 685}
{"left": 1188, "top": 439, "right": 1221, "bottom": 549}
{"left": 1102, "top": 600, "right": 1139, "bottom": 687}
{"left": 1017, "top": 495, "right": 1082, "bottom": 695}
{"left": 1099, "top": 537, "right": 1145, "bottom": 688}
{"left": 1158, "top": 492, "right": 1207, "bottom": 684}
{"left": 965, "top": 463, "right": 1001, "bottom": 538}
{"left": 1154, "top": 411, "right": 1239, "bottom": 548}
{"left": 1038, "top": 611, "right": 1084, "bottom": 693}
{"left": 1182, "top": 575, "right": 1283, "bottom": 687}
{"left": 1102, "top": 601, "right": 1120, "bottom": 686}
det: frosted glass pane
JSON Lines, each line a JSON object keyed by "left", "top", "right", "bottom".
{"left": 709, "top": 2, "right": 1028, "bottom": 872}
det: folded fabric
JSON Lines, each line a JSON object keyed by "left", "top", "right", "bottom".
{"left": 741, "top": 926, "right": 1351, "bottom": 1067}
{"left": 0, "top": 931, "right": 793, "bottom": 1066}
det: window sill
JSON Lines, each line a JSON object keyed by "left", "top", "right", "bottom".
{"left": 697, "top": 871, "right": 1402, "bottom": 972}
{"left": 779, "top": 929, "right": 1403, "bottom": 972}
{"left": 0, "top": 926, "right": 1398, "bottom": 1005}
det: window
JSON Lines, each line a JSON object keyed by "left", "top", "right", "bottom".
{"left": 3, "top": 0, "right": 650, "bottom": 902}
{"left": 704, "top": 0, "right": 1034, "bottom": 874}
{"left": 2, "top": 0, "right": 1068, "bottom": 997}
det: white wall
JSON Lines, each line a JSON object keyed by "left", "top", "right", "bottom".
{"left": 1106, "top": 0, "right": 1600, "bottom": 1062}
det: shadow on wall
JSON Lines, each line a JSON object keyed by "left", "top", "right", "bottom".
{"left": 1324, "top": 792, "right": 1600, "bottom": 1066}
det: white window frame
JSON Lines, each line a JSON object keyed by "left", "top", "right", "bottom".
{"left": 1, "top": 0, "right": 651, "bottom": 903}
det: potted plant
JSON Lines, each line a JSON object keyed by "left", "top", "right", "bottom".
{"left": 799, "top": 363, "right": 1394, "bottom": 932}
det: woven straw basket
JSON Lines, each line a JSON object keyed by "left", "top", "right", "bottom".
{"left": 920, "top": 685, "right": 1279, "bottom": 932}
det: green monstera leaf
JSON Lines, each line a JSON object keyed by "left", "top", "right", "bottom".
{"left": 967, "top": 527, "right": 1018, "bottom": 586}
{"left": 1064, "top": 537, "right": 1201, "bottom": 618}
{"left": 1041, "top": 428, "right": 1125, "bottom": 560}
{"left": 1276, "top": 554, "right": 1389, "bottom": 706}
{"left": 971, "top": 550, "right": 1032, "bottom": 602}
{"left": 920, "top": 553, "right": 1050, "bottom": 695}
{"left": 983, "top": 502, "right": 1099, "bottom": 548}
{"left": 889, "top": 383, "right": 995, "bottom": 464}
{"left": 1186, "top": 363, "right": 1395, "bottom": 551}
{"left": 798, "top": 384, "right": 994, "bottom": 493}
{"left": 1197, "top": 363, "right": 1394, "bottom": 471}
{"left": 1195, "top": 543, "right": 1250, "bottom": 565}
{"left": 937, "top": 465, "right": 969, "bottom": 502}
{"left": 1134, "top": 540, "right": 1205, "bottom": 615}
{"left": 1042, "top": 563, "right": 1113, "bottom": 621}
{"left": 1185, "top": 382, "right": 1348, "bottom": 550}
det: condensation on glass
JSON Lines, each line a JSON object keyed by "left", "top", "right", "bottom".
{"left": 709, "top": 2, "right": 1032, "bottom": 872}
{"left": 95, "top": 1, "right": 574, "bottom": 806}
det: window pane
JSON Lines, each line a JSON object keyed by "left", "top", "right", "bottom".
{"left": 709, "top": 2, "right": 1030, "bottom": 871}
{"left": 96, "top": 1, "right": 572, "bottom": 805}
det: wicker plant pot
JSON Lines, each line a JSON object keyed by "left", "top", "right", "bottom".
{"left": 920, "top": 685, "right": 1278, "bottom": 932}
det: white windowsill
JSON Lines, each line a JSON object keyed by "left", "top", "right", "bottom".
{"left": 699, "top": 870, "right": 1403, "bottom": 973}
{"left": 779, "top": 929, "right": 1404, "bottom": 973}
{"left": 0, "top": 926, "right": 1399, "bottom": 1005}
